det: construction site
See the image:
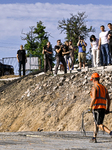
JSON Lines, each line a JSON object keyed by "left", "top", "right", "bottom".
{"left": 0, "top": 66, "right": 112, "bottom": 149}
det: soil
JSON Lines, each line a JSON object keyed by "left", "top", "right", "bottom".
{"left": 0, "top": 71, "right": 112, "bottom": 132}
{"left": 0, "top": 75, "right": 19, "bottom": 79}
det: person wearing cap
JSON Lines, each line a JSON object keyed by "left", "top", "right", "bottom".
{"left": 89, "top": 72, "right": 112, "bottom": 143}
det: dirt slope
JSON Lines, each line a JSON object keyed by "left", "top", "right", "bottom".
{"left": 0, "top": 71, "right": 112, "bottom": 132}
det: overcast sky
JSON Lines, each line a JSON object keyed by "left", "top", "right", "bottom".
{"left": 0, "top": 0, "right": 112, "bottom": 59}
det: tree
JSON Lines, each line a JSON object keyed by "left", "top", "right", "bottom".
{"left": 21, "top": 21, "right": 49, "bottom": 68}
{"left": 58, "top": 12, "right": 95, "bottom": 46}
{"left": 58, "top": 12, "right": 95, "bottom": 63}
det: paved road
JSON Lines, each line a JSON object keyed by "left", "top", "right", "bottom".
{"left": 0, "top": 131, "right": 112, "bottom": 150}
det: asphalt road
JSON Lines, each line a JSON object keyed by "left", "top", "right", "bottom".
{"left": 0, "top": 131, "right": 112, "bottom": 150}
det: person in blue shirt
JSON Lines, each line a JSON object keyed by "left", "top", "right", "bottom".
{"left": 77, "top": 36, "right": 87, "bottom": 70}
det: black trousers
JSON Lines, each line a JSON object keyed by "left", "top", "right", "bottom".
{"left": 44, "top": 56, "right": 52, "bottom": 73}
{"left": 93, "top": 109, "right": 105, "bottom": 125}
{"left": 19, "top": 61, "right": 25, "bottom": 76}
{"left": 55, "top": 55, "right": 67, "bottom": 74}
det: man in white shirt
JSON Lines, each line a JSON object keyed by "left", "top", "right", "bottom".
{"left": 98, "top": 25, "right": 111, "bottom": 66}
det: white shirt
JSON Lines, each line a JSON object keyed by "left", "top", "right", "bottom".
{"left": 99, "top": 30, "right": 108, "bottom": 45}
{"left": 91, "top": 38, "right": 99, "bottom": 50}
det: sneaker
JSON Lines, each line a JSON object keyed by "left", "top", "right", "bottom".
{"left": 77, "top": 68, "right": 81, "bottom": 72}
{"left": 89, "top": 137, "right": 97, "bottom": 143}
{"left": 54, "top": 74, "right": 57, "bottom": 76}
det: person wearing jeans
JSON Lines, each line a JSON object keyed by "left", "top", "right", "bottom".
{"left": 101, "top": 44, "right": 110, "bottom": 65}
{"left": 98, "top": 25, "right": 111, "bottom": 66}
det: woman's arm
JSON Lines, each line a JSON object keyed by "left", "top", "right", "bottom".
{"left": 90, "top": 43, "right": 93, "bottom": 48}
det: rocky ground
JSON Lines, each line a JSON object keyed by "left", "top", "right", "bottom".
{"left": 0, "top": 70, "right": 112, "bottom": 133}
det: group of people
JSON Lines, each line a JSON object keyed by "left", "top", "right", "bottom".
{"left": 16, "top": 23, "right": 112, "bottom": 77}
{"left": 43, "top": 39, "right": 76, "bottom": 75}
{"left": 43, "top": 23, "right": 112, "bottom": 75}
{"left": 90, "top": 23, "right": 112, "bottom": 67}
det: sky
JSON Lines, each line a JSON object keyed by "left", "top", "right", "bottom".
{"left": 0, "top": 0, "right": 112, "bottom": 60}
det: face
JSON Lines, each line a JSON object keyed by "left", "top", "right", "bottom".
{"left": 92, "top": 78, "right": 95, "bottom": 84}
{"left": 108, "top": 24, "right": 112, "bottom": 29}
{"left": 100, "top": 26, "right": 104, "bottom": 31}
{"left": 57, "top": 40, "right": 61, "bottom": 45}
{"left": 20, "top": 45, "right": 23, "bottom": 50}
{"left": 69, "top": 41, "right": 72, "bottom": 45}
{"left": 47, "top": 42, "right": 50, "bottom": 47}
{"left": 65, "top": 42, "right": 68, "bottom": 46}
{"left": 92, "top": 37, "right": 95, "bottom": 41}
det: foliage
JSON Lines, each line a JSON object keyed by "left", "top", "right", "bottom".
{"left": 21, "top": 21, "right": 49, "bottom": 68}
{"left": 58, "top": 12, "right": 95, "bottom": 46}
{"left": 58, "top": 12, "right": 95, "bottom": 63}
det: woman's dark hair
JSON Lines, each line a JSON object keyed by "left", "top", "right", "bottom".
{"left": 90, "top": 35, "right": 96, "bottom": 42}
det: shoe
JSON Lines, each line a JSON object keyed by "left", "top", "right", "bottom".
{"left": 54, "top": 74, "right": 57, "bottom": 76}
{"left": 70, "top": 69, "right": 72, "bottom": 73}
{"left": 109, "top": 131, "right": 112, "bottom": 137}
{"left": 89, "top": 137, "right": 97, "bottom": 143}
{"left": 77, "top": 68, "right": 81, "bottom": 72}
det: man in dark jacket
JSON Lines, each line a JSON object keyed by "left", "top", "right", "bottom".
{"left": 42, "top": 42, "right": 53, "bottom": 73}
{"left": 17, "top": 45, "right": 27, "bottom": 76}
{"left": 54, "top": 39, "right": 67, "bottom": 76}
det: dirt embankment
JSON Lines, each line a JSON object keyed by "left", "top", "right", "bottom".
{"left": 0, "top": 71, "right": 112, "bottom": 132}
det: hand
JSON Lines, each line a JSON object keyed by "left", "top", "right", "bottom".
{"left": 98, "top": 46, "right": 100, "bottom": 50}
{"left": 88, "top": 107, "right": 92, "bottom": 113}
{"left": 105, "top": 109, "right": 109, "bottom": 114}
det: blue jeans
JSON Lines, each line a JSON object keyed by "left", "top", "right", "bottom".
{"left": 101, "top": 43, "right": 111, "bottom": 65}
{"left": 19, "top": 61, "right": 25, "bottom": 76}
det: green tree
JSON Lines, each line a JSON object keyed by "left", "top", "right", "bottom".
{"left": 58, "top": 12, "right": 95, "bottom": 63}
{"left": 21, "top": 21, "right": 49, "bottom": 68}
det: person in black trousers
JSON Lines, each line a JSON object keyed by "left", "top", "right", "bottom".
{"left": 42, "top": 42, "right": 53, "bottom": 73}
{"left": 54, "top": 39, "right": 67, "bottom": 76}
{"left": 17, "top": 45, "right": 27, "bottom": 77}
